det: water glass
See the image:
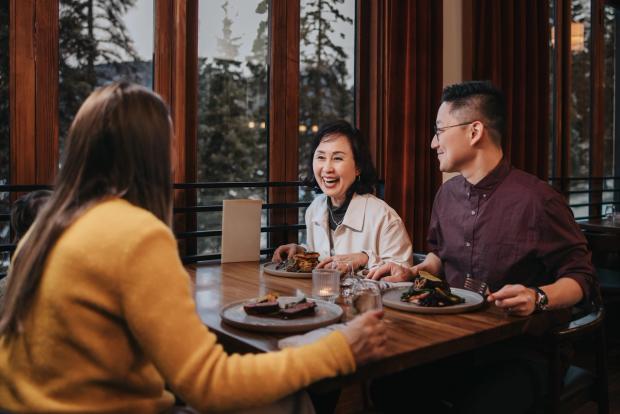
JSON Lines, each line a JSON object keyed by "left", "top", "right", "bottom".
{"left": 604, "top": 205, "right": 616, "bottom": 223}
{"left": 312, "top": 268, "right": 340, "bottom": 303}
{"left": 327, "top": 260, "right": 354, "bottom": 278}
{"left": 352, "top": 280, "right": 383, "bottom": 313}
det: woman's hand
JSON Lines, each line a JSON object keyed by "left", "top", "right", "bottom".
{"left": 316, "top": 253, "right": 369, "bottom": 270}
{"left": 340, "top": 310, "right": 387, "bottom": 366}
{"left": 271, "top": 244, "right": 304, "bottom": 263}
{"left": 486, "top": 284, "right": 536, "bottom": 316}
{"left": 366, "top": 262, "right": 414, "bottom": 282}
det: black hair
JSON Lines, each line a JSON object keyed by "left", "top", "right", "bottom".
{"left": 303, "top": 120, "right": 377, "bottom": 196}
{"left": 10, "top": 190, "right": 53, "bottom": 242}
{"left": 440, "top": 80, "right": 506, "bottom": 145}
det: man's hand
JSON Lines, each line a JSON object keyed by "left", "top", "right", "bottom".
{"left": 487, "top": 284, "right": 537, "bottom": 316}
{"left": 366, "top": 262, "right": 414, "bottom": 282}
{"left": 317, "top": 252, "right": 369, "bottom": 271}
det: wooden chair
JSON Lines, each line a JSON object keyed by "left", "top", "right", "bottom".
{"left": 548, "top": 306, "right": 609, "bottom": 414}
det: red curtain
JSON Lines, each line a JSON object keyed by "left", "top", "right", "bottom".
{"left": 469, "top": 0, "right": 550, "bottom": 179}
{"left": 381, "top": 0, "right": 443, "bottom": 252}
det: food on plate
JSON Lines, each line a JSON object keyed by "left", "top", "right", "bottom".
{"left": 243, "top": 293, "right": 280, "bottom": 315}
{"left": 243, "top": 294, "right": 317, "bottom": 319}
{"left": 275, "top": 251, "right": 320, "bottom": 273}
{"left": 400, "top": 271, "right": 465, "bottom": 307}
{"left": 280, "top": 298, "right": 317, "bottom": 319}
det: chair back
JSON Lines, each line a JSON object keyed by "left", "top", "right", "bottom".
{"left": 583, "top": 231, "right": 620, "bottom": 269}
{"left": 548, "top": 306, "right": 609, "bottom": 414}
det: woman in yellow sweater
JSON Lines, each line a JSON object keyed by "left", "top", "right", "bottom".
{"left": 0, "top": 83, "right": 387, "bottom": 413}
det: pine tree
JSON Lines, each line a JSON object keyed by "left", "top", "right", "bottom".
{"left": 59, "top": 0, "right": 141, "bottom": 149}
{"left": 196, "top": 1, "right": 269, "bottom": 253}
{"left": 298, "top": 0, "right": 354, "bottom": 188}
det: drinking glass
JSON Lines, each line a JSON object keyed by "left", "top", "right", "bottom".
{"left": 312, "top": 268, "right": 340, "bottom": 303}
{"left": 352, "top": 280, "right": 383, "bottom": 313}
{"left": 604, "top": 205, "right": 616, "bottom": 223}
{"left": 326, "top": 260, "right": 354, "bottom": 279}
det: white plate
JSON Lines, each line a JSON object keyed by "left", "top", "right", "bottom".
{"left": 221, "top": 297, "right": 343, "bottom": 333}
{"left": 262, "top": 262, "right": 313, "bottom": 279}
{"left": 382, "top": 287, "right": 484, "bottom": 314}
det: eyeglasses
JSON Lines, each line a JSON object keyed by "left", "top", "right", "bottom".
{"left": 432, "top": 121, "right": 477, "bottom": 140}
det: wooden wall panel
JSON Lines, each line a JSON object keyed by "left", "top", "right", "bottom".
{"left": 269, "top": 0, "right": 300, "bottom": 246}
{"left": 10, "top": 0, "right": 58, "bottom": 186}
{"left": 34, "top": 0, "right": 58, "bottom": 183}
{"left": 155, "top": 0, "right": 198, "bottom": 255}
{"left": 10, "top": 0, "right": 36, "bottom": 185}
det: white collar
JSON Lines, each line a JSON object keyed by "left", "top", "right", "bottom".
{"left": 311, "top": 193, "right": 367, "bottom": 231}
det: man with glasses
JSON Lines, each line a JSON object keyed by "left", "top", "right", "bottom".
{"left": 368, "top": 81, "right": 598, "bottom": 413}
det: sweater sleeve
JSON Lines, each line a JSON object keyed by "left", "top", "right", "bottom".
{"left": 118, "top": 223, "right": 355, "bottom": 412}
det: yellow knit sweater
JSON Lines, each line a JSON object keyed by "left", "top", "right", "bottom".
{"left": 0, "top": 199, "right": 355, "bottom": 413}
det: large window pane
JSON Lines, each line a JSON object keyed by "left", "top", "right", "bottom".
{"left": 298, "top": 0, "right": 356, "bottom": 243}
{"left": 569, "top": 0, "right": 591, "bottom": 218}
{"left": 58, "top": 0, "right": 153, "bottom": 153}
{"left": 0, "top": 0, "right": 9, "bottom": 273}
{"left": 197, "top": 0, "right": 269, "bottom": 255}
{"left": 603, "top": 6, "right": 620, "bottom": 212}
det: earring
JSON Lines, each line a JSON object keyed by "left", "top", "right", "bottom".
{"left": 357, "top": 175, "right": 360, "bottom": 182}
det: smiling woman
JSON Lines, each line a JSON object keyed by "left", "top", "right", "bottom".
{"left": 273, "top": 120, "right": 412, "bottom": 270}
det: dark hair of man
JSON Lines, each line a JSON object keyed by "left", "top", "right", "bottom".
{"left": 10, "top": 190, "right": 53, "bottom": 242}
{"left": 0, "top": 82, "right": 173, "bottom": 337}
{"left": 440, "top": 80, "right": 506, "bottom": 146}
{"left": 304, "top": 120, "right": 377, "bottom": 196}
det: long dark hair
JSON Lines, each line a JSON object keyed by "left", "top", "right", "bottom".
{"left": 303, "top": 120, "right": 377, "bottom": 195}
{"left": 0, "top": 82, "right": 173, "bottom": 336}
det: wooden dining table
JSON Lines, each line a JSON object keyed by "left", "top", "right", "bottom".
{"left": 190, "top": 261, "right": 565, "bottom": 391}
{"left": 578, "top": 218, "right": 620, "bottom": 235}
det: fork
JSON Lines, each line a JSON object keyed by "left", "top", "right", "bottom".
{"left": 464, "top": 276, "right": 489, "bottom": 297}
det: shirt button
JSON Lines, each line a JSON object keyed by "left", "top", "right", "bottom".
{"left": 483, "top": 194, "right": 487, "bottom": 198}
{"left": 471, "top": 210, "right": 476, "bottom": 215}
{"left": 465, "top": 241, "right": 471, "bottom": 247}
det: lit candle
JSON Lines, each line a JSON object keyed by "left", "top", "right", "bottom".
{"left": 319, "top": 288, "right": 332, "bottom": 297}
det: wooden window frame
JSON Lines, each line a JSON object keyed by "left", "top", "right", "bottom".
{"left": 6, "top": 0, "right": 371, "bottom": 254}
{"left": 551, "top": 0, "right": 620, "bottom": 217}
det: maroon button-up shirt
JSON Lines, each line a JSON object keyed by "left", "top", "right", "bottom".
{"left": 427, "top": 159, "right": 597, "bottom": 301}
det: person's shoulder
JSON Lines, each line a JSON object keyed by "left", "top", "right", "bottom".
{"left": 78, "top": 198, "right": 171, "bottom": 243}
{"left": 505, "top": 168, "right": 560, "bottom": 203}
{"left": 356, "top": 193, "right": 401, "bottom": 218}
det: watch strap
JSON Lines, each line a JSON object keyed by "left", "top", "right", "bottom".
{"left": 530, "top": 286, "right": 549, "bottom": 311}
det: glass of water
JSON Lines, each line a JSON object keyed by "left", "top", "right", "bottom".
{"left": 352, "top": 280, "right": 383, "bottom": 313}
{"left": 312, "top": 268, "right": 340, "bottom": 303}
{"left": 604, "top": 205, "right": 616, "bottom": 223}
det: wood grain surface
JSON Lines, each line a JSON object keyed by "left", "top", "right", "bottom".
{"left": 191, "top": 261, "right": 560, "bottom": 389}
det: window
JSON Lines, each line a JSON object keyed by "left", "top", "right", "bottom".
{"left": 603, "top": 4, "right": 620, "bottom": 213}
{"left": 550, "top": 0, "right": 620, "bottom": 219}
{"left": 196, "top": 0, "right": 269, "bottom": 255}
{"left": 298, "top": 0, "right": 356, "bottom": 244}
{"left": 58, "top": 0, "right": 153, "bottom": 152}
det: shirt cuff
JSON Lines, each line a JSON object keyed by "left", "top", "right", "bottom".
{"left": 362, "top": 250, "right": 380, "bottom": 268}
{"left": 558, "top": 273, "right": 597, "bottom": 305}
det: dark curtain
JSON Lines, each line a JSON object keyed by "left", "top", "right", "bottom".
{"left": 470, "top": 0, "right": 550, "bottom": 179}
{"left": 382, "top": 0, "right": 443, "bottom": 252}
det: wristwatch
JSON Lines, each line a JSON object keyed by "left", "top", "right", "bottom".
{"left": 530, "top": 286, "right": 549, "bottom": 311}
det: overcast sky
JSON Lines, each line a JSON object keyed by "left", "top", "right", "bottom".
{"left": 122, "top": 0, "right": 354, "bottom": 85}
